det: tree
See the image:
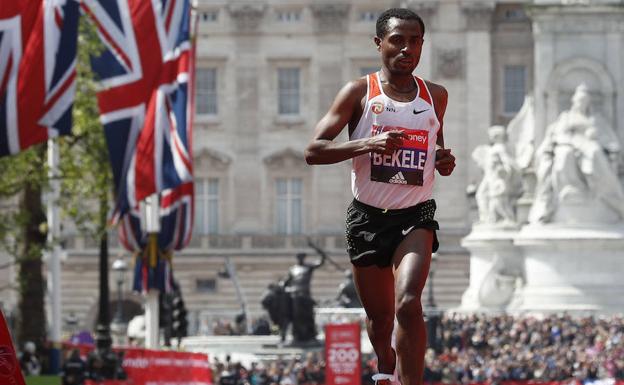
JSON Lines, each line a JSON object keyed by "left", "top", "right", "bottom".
{"left": 0, "top": 146, "right": 48, "bottom": 347}
{"left": 0, "top": 14, "right": 111, "bottom": 350}
{"left": 58, "top": 15, "right": 111, "bottom": 245}
{"left": 58, "top": 15, "right": 115, "bottom": 352}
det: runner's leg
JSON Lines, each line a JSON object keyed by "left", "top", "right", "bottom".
{"left": 352, "top": 264, "right": 396, "bottom": 375}
{"left": 392, "top": 229, "right": 433, "bottom": 385}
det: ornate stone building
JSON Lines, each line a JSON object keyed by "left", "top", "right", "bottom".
{"left": 3, "top": 0, "right": 621, "bottom": 335}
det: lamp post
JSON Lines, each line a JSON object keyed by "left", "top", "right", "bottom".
{"left": 219, "top": 257, "right": 251, "bottom": 335}
{"left": 111, "top": 258, "right": 128, "bottom": 346}
{"left": 87, "top": 236, "right": 126, "bottom": 381}
{"left": 426, "top": 253, "right": 441, "bottom": 353}
{"left": 112, "top": 259, "right": 128, "bottom": 323}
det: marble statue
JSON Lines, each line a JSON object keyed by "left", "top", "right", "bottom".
{"left": 507, "top": 95, "right": 536, "bottom": 173}
{"left": 477, "top": 255, "right": 522, "bottom": 308}
{"left": 472, "top": 125, "right": 522, "bottom": 225}
{"left": 529, "top": 84, "right": 624, "bottom": 224}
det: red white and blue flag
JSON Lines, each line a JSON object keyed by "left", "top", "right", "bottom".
{"left": 0, "top": 0, "right": 79, "bottom": 157}
{"left": 82, "top": 0, "right": 194, "bottom": 223}
{"left": 121, "top": 182, "right": 194, "bottom": 292}
{"left": 0, "top": 310, "right": 26, "bottom": 385}
{"left": 83, "top": 0, "right": 195, "bottom": 292}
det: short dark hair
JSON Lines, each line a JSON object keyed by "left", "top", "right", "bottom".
{"left": 376, "top": 8, "right": 425, "bottom": 39}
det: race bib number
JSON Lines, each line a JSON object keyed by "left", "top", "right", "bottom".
{"left": 370, "top": 125, "right": 429, "bottom": 186}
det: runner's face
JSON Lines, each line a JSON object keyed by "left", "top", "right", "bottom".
{"left": 376, "top": 18, "right": 423, "bottom": 75}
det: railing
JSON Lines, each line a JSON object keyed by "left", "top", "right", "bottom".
{"left": 66, "top": 234, "right": 348, "bottom": 253}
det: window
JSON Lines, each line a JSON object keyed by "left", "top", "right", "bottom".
{"left": 195, "top": 178, "right": 219, "bottom": 234}
{"left": 277, "top": 68, "right": 300, "bottom": 115}
{"left": 503, "top": 8, "right": 526, "bottom": 21}
{"left": 504, "top": 65, "right": 526, "bottom": 114}
{"left": 359, "top": 11, "right": 379, "bottom": 22}
{"left": 196, "top": 68, "right": 217, "bottom": 115}
{"left": 275, "top": 178, "right": 302, "bottom": 234}
{"left": 201, "top": 11, "right": 218, "bottom": 22}
{"left": 360, "top": 66, "right": 379, "bottom": 76}
{"left": 277, "top": 10, "right": 301, "bottom": 22}
{"left": 196, "top": 278, "right": 217, "bottom": 293}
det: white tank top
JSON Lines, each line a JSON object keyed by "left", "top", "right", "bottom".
{"left": 350, "top": 72, "right": 440, "bottom": 209}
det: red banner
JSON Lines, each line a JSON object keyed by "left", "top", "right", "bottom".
{"left": 72, "top": 345, "right": 212, "bottom": 385}
{"left": 0, "top": 310, "right": 26, "bottom": 385}
{"left": 325, "top": 323, "right": 361, "bottom": 385}
{"left": 426, "top": 381, "right": 623, "bottom": 385}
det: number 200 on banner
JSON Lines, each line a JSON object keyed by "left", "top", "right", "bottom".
{"left": 325, "top": 323, "right": 361, "bottom": 385}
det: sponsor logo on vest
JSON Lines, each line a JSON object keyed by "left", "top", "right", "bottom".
{"left": 386, "top": 106, "right": 396, "bottom": 113}
{"left": 389, "top": 171, "right": 408, "bottom": 185}
{"left": 371, "top": 101, "right": 384, "bottom": 114}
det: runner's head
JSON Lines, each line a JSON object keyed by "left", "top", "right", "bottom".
{"left": 375, "top": 8, "right": 425, "bottom": 75}
{"left": 376, "top": 8, "right": 425, "bottom": 39}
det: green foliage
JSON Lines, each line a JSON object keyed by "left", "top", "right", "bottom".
{"left": 58, "top": 16, "right": 112, "bottom": 240}
{"left": 0, "top": 14, "right": 114, "bottom": 346}
{"left": 0, "top": 144, "right": 48, "bottom": 260}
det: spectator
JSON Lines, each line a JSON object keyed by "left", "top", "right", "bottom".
{"left": 19, "top": 341, "right": 41, "bottom": 376}
{"left": 60, "top": 349, "right": 87, "bottom": 385}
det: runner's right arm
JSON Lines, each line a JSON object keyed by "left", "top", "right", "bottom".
{"left": 305, "top": 79, "right": 406, "bottom": 165}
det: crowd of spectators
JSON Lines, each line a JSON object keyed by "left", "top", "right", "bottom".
{"left": 213, "top": 352, "right": 326, "bottom": 385}
{"left": 425, "top": 313, "right": 624, "bottom": 384}
{"left": 211, "top": 313, "right": 624, "bottom": 385}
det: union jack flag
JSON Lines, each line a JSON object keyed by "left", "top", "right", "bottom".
{"left": 82, "top": 0, "right": 194, "bottom": 223}
{"left": 83, "top": 0, "right": 195, "bottom": 292}
{"left": 120, "top": 182, "right": 193, "bottom": 292}
{"left": 0, "top": 0, "right": 79, "bottom": 157}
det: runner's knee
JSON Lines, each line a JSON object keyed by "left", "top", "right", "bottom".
{"left": 367, "top": 314, "right": 395, "bottom": 337}
{"left": 395, "top": 294, "right": 423, "bottom": 325}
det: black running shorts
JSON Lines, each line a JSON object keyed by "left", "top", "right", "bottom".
{"left": 345, "top": 198, "right": 439, "bottom": 268}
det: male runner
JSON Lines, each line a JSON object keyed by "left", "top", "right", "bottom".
{"left": 304, "top": 8, "right": 455, "bottom": 385}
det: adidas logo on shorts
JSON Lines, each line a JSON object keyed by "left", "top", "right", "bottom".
{"left": 389, "top": 171, "right": 407, "bottom": 184}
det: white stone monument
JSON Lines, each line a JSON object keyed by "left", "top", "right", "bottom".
{"left": 511, "top": 84, "right": 624, "bottom": 313}
{"left": 460, "top": 126, "right": 524, "bottom": 312}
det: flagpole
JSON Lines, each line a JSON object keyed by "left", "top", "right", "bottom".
{"left": 142, "top": 194, "right": 160, "bottom": 349}
{"left": 46, "top": 137, "right": 62, "bottom": 373}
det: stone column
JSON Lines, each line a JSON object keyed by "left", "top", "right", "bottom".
{"left": 530, "top": 14, "right": 555, "bottom": 147}
{"left": 310, "top": 4, "right": 349, "bottom": 35}
{"left": 403, "top": 1, "right": 439, "bottom": 78}
{"left": 461, "top": 3, "right": 494, "bottom": 222}
{"left": 227, "top": 3, "right": 265, "bottom": 232}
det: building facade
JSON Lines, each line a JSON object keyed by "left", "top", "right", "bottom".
{"left": 4, "top": 0, "right": 622, "bottom": 335}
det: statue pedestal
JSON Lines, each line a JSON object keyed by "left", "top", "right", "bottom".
{"left": 512, "top": 224, "right": 624, "bottom": 313}
{"left": 554, "top": 198, "right": 620, "bottom": 225}
{"left": 459, "top": 225, "right": 523, "bottom": 312}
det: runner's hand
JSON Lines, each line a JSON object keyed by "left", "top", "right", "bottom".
{"left": 435, "top": 148, "right": 455, "bottom": 176}
{"left": 368, "top": 130, "right": 407, "bottom": 154}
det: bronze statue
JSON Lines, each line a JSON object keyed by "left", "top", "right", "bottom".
{"left": 260, "top": 280, "right": 291, "bottom": 343}
{"left": 284, "top": 252, "right": 325, "bottom": 344}
{"left": 262, "top": 240, "right": 336, "bottom": 344}
{"left": 336, "top": 270, "right": 362, "bottom": 308}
